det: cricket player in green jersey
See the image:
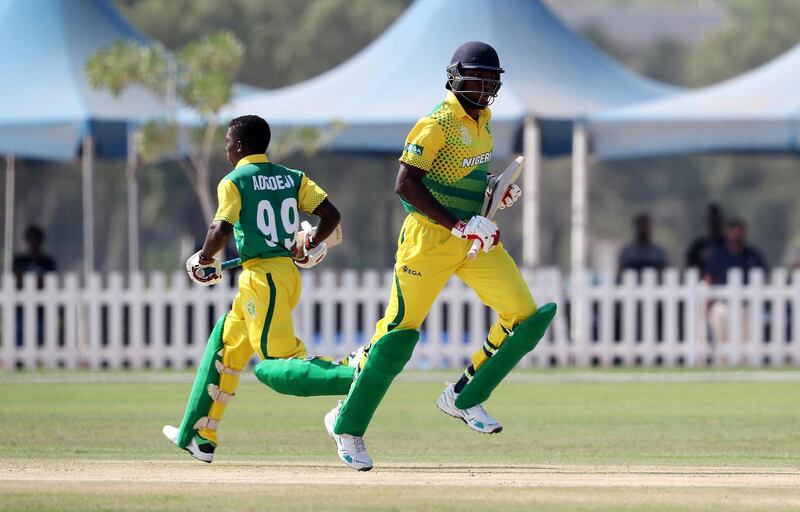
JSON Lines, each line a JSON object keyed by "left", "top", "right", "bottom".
{"left": 162, "top": 115, "right": 356, "bottom": 462}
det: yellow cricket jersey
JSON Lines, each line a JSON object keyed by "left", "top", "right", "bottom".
{"left": 399, "top": 91, "right": 493, "bottom": 221}
{"left": 213, "top": 154, "right": 327, "bottom": 263}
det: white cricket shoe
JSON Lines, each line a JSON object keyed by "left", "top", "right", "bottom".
{"left": 162, "top": 424, "right": 215, "bottom": 463}
{"left": 324, "top": 401, "right": 373, "bottom": 471}
{"left": 436, "top": 383, "right": 503, "bottom": 434}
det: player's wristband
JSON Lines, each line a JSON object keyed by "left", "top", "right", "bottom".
{"left": 198, "top": 253, "right": 214, "bottom": 264}
{"left": 451, "top": 220, "right": 467, "bottom": 238}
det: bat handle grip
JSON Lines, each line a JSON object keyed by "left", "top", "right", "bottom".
{"left": 221, "top": 258, "right": 242, "bottom": 271}
{"left": 466, "top": 239, "right": 481, "bottom": 260}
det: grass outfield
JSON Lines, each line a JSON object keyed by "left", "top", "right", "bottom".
{"left": 1, "top": 371, "right": 799, "bottom": 511}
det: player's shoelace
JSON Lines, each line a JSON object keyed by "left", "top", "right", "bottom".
{"left": 353, "top": 437, "right": 366, "bottom": 453}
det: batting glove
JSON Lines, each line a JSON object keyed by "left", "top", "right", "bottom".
{"left": 293, "top": 235, "right": 328, "bottom": 269}
{"left": 497, "top": 183, "right": 521, "bottom": 210}
{"left": 186, "top": 250, "right": 222, "bottom": 286}
{"left": 451, "top": 215, "right": 499, "bottom": 253}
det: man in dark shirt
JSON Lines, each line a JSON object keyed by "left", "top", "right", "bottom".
{"left": 615, "top": 213, "right": 668, "bottom": 341}
{"left": 704, "top": 219, "right": 766, "bottom": 285}
{"left": 12, "top": 225, "right": 57, "bottom": 349}
{"left": 704, "top": 219, "right": 766, "bottom": 350}
{"left": 685, "top": 203, "right": 724, "bottom": 274}
{"left": 617, "top": 213, "right": 668, "bottom": 281}
{"left": 12, "top": 225, "right": 57, "bottom": 288}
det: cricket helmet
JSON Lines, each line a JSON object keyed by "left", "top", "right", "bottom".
{"left": 446, "top": 41, "right": 504, "bottom": 108}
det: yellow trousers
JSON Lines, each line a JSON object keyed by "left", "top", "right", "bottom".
{"left": 200, "top": 256, "right": 307, "bottom": 443}
{"left": 369, "top": 213, "right": 537, "bottom": 373}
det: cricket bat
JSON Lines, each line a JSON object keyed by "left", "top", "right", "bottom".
{"left": 221, "top": 221, "right": 343, "bottom": 271}
{"left": 466, "top": 155, "right": 524, "bottom": 260}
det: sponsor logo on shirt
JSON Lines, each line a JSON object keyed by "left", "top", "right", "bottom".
{"left": 461, "top": 151, "right": 492, "bottom": 167}
{"left": 460, "top": 126, "right": 473, "bottom": 145}
{"left": 404, "top": 143, "right": 424, "bottom": 156}
{"left": 252, "top": 174, "right": 295, "bottom": 191}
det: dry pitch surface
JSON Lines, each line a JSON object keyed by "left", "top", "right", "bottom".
{"left": 3, "top": 460, "right": 800, "bottom": 511}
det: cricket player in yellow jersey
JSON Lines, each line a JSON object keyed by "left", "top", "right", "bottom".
{"left": 162, "top": 115, "right": 357, "bottom": 463}
{"left": 325, "top": 42, "right": 556, "bottom": 470}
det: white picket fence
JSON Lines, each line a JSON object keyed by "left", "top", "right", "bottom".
{"left": 1, "top": 267, "right": 798, "bottom": 371}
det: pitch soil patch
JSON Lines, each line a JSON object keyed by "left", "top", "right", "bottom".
{"left": 3, "top": 459, "right": 799, "bottom": 488}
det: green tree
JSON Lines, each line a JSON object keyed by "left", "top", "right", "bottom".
{"left": 638, "top": 38, "right": 688, "bottom": 85}
{"left": 114, "top": 0, "right": 410, "bottom": 89}
{"left": 686, "top": 0, "right": 800, "bottom": 86}
{"left": 86, "top": 31, "right": 244, "bottom": 225}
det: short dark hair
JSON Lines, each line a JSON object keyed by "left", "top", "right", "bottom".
{"left": 228, "top": 115, "right": 271, "bottom": 153}
{"left": 728, "top": 218, "right": 746, "bottom": 230}
{"left": 24, "top": 225, "right": 44, "bottom": 242}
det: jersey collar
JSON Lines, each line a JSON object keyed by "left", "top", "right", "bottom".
{"left": 444, "top": 91, "right": 491, "bottom": 125}
{"left": 235, "top": 153, "right": 269, "bottom": 169}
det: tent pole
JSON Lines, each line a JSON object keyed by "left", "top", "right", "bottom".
{"left": 82, "top": 135, "right": 94, "bottom": 277}
{"left": 384, "top": 158, "right": 396, "bottom": 266}
{"left": 522, "top": 116, "right": 541, "bottom": 268}
{"left": 126, "top": 129, "right": 139, "bottom": 273}
{"left": 570, "top": 123, "right": 588, "bottom": 362}
{"left": 3, "top": 154, "right": 15, "bottom": 274}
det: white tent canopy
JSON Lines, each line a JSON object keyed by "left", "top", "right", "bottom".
{"left": 587, "top": 44, "right": 800, "bottom": 160}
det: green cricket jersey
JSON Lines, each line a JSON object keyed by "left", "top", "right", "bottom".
{"left": 213, "top": 154, "right": 327, "bottom": 263}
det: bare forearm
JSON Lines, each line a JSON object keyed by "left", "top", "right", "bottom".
{"left": 200, "top": 220, "right": 233, "bottom": 259}
{"left": 311, "top": 198, "right": 341, "bottom": 245}
{"left": 395, "top": 164, "right": 459, "bottom": 230}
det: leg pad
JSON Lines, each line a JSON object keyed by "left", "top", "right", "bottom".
{"left": 253, "top": 358, "right": 355, "bottom": 396}
{"left": 455, "top": 303, "right": 556, "bottom": 409}
{"left": 334, "top": 329, "right": 419, "bottom": 436}
{"left": 176, "top": 314, "right": 226, "bottom": 448}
